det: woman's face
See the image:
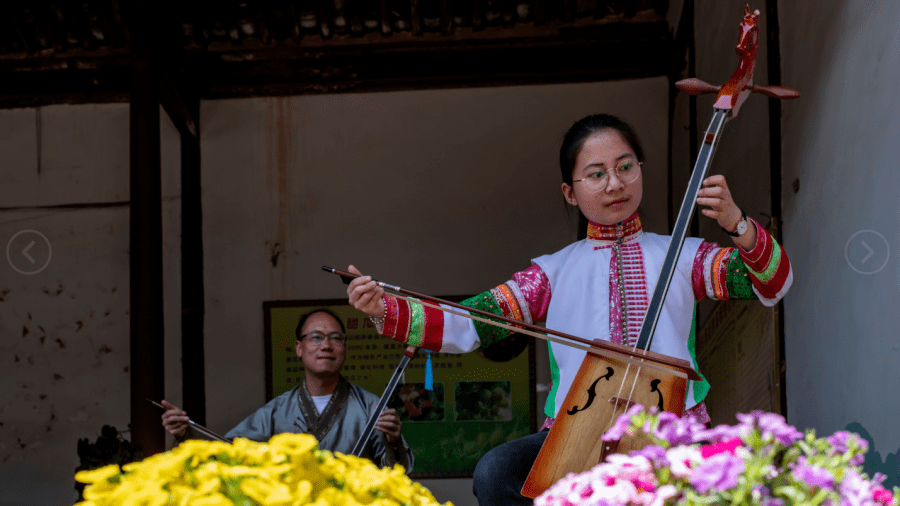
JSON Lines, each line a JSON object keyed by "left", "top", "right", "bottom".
{"left": 561, "top": 129, "right": 643, "bottom": 226}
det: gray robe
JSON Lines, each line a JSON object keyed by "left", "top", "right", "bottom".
{"left": 224, "top": 378, "right": 414, "bottom": 471}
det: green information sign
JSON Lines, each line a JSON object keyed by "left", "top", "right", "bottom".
{"left": 264, "top": 299, "right": 536, "bottom": 478}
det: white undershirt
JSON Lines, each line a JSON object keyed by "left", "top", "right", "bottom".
{"left": 311, "top": 394, "right": 332, "bottom": 414}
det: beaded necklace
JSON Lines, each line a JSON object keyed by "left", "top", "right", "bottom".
{"left": 614, "top": 221, "right": 629, "bottom": 345}
{"left": 588, "top": 213, "right": 644, "bottom": 345}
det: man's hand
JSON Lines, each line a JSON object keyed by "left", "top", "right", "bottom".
{"left": 375, "top": 408, "right": 402, "bottom": 444}
{"left": 161, "top": 400, "right": 190, "bottom": 438}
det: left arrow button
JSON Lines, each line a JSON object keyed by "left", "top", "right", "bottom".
{"left": 22, "top": 241, "right": 36, "bottom": 264}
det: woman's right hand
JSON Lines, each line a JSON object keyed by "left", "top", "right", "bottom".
{"left": 347, "top": 265, "right": 386, "bottom": 318}
{"left": 161, "top": 400, "right": 189, "bottom": 438}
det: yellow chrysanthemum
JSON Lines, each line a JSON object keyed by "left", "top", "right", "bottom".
{"left": 76, "top": 433, "right": 452, "bottom": 506}
{"left": 186, "top": 493, "right": 232, "bottom": 506}
{"left": 75, "top": 464, "right": 121, "bottom": 484}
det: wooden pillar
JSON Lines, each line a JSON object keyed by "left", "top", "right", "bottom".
{"left": 130, "top": 49, "right": 165, "bottom": 456}
{"left": 765, "top": 0, "right": 788, "bottom": 417}
{"left": 180, "top": 100, "right": 206, "bottom": 425}
{"left": 686, "top": 0, "right": 699, "bottom": 238}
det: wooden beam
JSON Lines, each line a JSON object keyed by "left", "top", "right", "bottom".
{"left": 471, "top": 0, "right": 482, "bottom": 31}
{"left": 194, "top": 22, "right": 672, "bottom": 98}
{"left": 103, "top": 0, "right": 127, "bottom": 48}
{"left": 347, "top": 0, "right": 364, "bottom": 36}
{"left": 532, "top": 0, "right": 544, "bottom": 25}
{"left": 39, "top": 4, "right": 65, "bottom": 52}
{"left": 9, "top": 8, "right": 35, "bottom": 54}
{"left": 158, "top": 63, "right": 198, "bottom": 138}
{"left": 285, "top": 3, "right": 302, "bottom": 42}
{"left": 502, "top": 0, "right": 514, "bottom": 27}
{"left": 65, "top": 0, "right": 96, "bottom": 50}
{"left": 379, "top": 0, "right": 392, "bottom": 36}
{"left": 0, "top": 62, "right": 132, "bottom": 109}
{"left": 440, "top": 0, "right": 453, "bottom": 35}
{"left": 410, "top": 0, "right": 422, "bottom": 35}
{"left": 317, "top": 0, "right": 333, "bottom": 38}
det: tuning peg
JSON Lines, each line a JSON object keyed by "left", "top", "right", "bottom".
{"left": 675, "top": 78, "right": 720, "bottom": 95}
{"left": 748, "top": 84, "right": 801, "bottom": 99}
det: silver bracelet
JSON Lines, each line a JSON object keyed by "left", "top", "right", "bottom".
{"left": 368, "top": 302, "right": 387, "bottom": 326}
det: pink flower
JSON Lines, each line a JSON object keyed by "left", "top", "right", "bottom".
{"left": 700, "top": 438, "right": 743, "bottom": 459}
{"left": 873, "top": 488, "right": 897, "bottom": 506}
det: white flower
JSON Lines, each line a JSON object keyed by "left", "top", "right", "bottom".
{"left": 665, "top": 446, "right": 702, "bottom": 479}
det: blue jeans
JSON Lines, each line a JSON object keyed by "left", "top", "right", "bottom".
{"left": 472, "top": 430, "right": 549, "bottom": 506}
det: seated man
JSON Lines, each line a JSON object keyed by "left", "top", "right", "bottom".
{"left": 161, "top": 308, "right": 413, "bottom": 471}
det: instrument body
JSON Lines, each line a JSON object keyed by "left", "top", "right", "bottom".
{"left": 522, "top": 350, "right": 690, "bottom": 498}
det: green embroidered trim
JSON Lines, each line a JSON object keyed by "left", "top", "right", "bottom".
{"left": 461, "top": 291, "right": 510, "bottom": 348}
{"left": 748, "top": 239, "right": 782, "bottom": 283}
{"left": 725, "top": 249, "right": 755, "bottom": 300}
{"left": 407, "top": 298, "right": 425, "bottom": 348}
{"left": 688, "top": 304, "right": 710, "bottom": 404}
{"left": 546, "top": 342, "right": 561, "bottom": 418}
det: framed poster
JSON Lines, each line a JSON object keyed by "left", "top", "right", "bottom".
{"left": 264, "top": 298, "right": 537, "bottom": 478}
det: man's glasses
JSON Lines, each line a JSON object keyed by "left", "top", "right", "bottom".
{"left": 572, "top": 159, "right": 642, "bottom": 191}
{"left": 300, "top": 332, "right": 347, "bottom": 347}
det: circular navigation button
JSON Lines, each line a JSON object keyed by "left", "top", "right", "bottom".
{"left": 844, "top": 230, "right": 890, "bottom": 275}
{"left": 6, "top": 230, "right": 52, "bottom": 275}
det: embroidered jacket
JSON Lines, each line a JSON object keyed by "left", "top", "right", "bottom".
{"left": 378, "top": 213, "right": 792, "bottom": 420}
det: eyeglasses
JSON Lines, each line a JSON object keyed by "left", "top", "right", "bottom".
{"left": 572, "top": 160, "right": 642, "bottom": 191}
{"left": 300, "top": 332, "right": 347, "bottom": 347}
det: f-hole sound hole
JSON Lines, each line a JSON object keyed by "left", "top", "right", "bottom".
{"left": 650, "top": 379, "right": 664, "bottom": 410}
{"left": 566, "top": 367, "right": 615, "bottom": 415}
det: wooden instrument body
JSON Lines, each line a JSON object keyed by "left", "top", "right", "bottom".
{"left": 521, "top": 348, "right": 693, "bottom": 499}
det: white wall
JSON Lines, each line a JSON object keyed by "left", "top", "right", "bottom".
{"left": 200, "top": 80, "right": 670, "bottom": 505}
{"left": 780, "top": 0, "right": 900, "bottom": 466}
{"left": 0, "top": 104, "right": 181, "bottom": 505}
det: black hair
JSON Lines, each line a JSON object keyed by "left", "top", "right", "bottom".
{"left": 295, "top": 308, "right": 346, "bottom": 341}
{"left": 559, "top": 114, "right": 645, "bottom": 239}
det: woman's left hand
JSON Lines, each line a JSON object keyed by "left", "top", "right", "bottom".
{"left": 697, "top": 175, "right": 756, "bottom": 250}
{"left": 697, "top": 175, "right": 742, "bottom": 230}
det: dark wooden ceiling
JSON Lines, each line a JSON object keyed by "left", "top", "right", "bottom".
{"left": 0, "top": 1, "right": 676, "bottom": 108}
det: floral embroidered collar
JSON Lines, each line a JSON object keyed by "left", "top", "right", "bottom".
{"left": 586, "top": 212, "right": 643, "bottom": 247}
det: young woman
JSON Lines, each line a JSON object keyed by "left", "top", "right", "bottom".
{"left": 347, "top": 113, "right": 792, "bottom": 505}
